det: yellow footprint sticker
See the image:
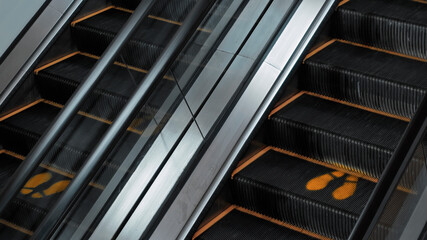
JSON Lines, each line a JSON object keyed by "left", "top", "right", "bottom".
{"left": 306, "top": 171, "right": 358, "bottom": 200}
{"left": 20, "top": 173, "right": 70, "bottom": 199}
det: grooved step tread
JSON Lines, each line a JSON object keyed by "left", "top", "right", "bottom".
{"left": 233, "top": 149, "right": 375, "bottom": 216}
{"left": 306, "top": 41, "right": 427, "bottom": 89}
{"left": 0, "top": 102, "right": 139, "bottom": 184}
{"left": 302, "top": 41, "right": 427, "bottom": 118}
{"left": 335, "top": 0, "right": 427, "bottom": 59}
{"left": 339, "top": 0, "right": 427, "bottom": 25}
{"left": 74, "top": 8, "right": 178, "bottom": 48}
{"left": 195, "top": 209, "right": 315, "bottom": 240}
{"left": 271, "top": 94, "right": 407, "bottom": 150}
{"left": 35, "top": 53, "right": 175, "bottom": 121}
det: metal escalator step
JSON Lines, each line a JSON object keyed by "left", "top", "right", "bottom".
{"left": 72, "top": 8, "right": 180, "bottom": 69}
{"left": 302, "top": 41, "right": 427, "bottom": 118}
{"left": 0, "top": 102, "right": 139, "bottom": 187}
{"left": 111, "top": 0, "right": 196, "bottom": 22}
{"left": 0, "top": 221, "right": 30, "bottom": 240}
{"left": 232, "top": 149, "right": 376, "bottom": 239}
{"left": 1, "top": 178, "right": 102, "bottom": 234}
{"left": 195, "top": 208, "right": 315, "bottom": 240}
{"left": 335, "top": 0, "right": 427, "bottom": 59}
{"left": 269, "top": 93, "right": 408, "bottom": 180}
{"left": 35, "top": 53, "right": 175, "bottom": 121}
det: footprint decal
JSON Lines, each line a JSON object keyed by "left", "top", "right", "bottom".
{"left": 20, "top": 172, "right": 70, "bottom": 199}
{"left": 306, "top": 171, "right": 358, "bottom": 200}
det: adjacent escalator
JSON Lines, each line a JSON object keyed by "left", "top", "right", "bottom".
{"left": 0, "top": 0, "right": 202, "bottom": 237}
{"left": 193, "top": 0, "right": 427, "bottom": 239}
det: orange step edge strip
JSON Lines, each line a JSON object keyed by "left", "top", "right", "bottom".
{"left": 34, "top": 52, "right": 81, "bottom": 74}
{"left": 33, "top": 51, "right": 162, "bottom": 81}
{"left": 192, "top": 204, "right": 330, "bottom": 240}
{"left": 269, "top": 91, "right": 410, "bottom": 122}
{"left": 231, "top": 146, "right": 272, "bottom": 178}
{"left": 114, "top": 6, "right": 212, "bottom": 33}
{"left": 42, "top": 99, "right": 143, "bottom": 135}
{"left": 0, "top": 98, "right": 143, "bottom": 135}
{"left": 236, "top": 206, "right": 331, "bottom": 240}
{"left": 192, "top": 205, "right": 236, "bottom": 239}
{"left": 0, "top": 219, "right": 33, "bottom": 236}
{"left": 304, "top": 38, "right": 427, "bottom": 64}
{"left": 337, "top": 39, "right": 427, "bottom": 63}
{"left": 0, "top": 99, "right": 44, "bottom": 122}
{"left": 71, "top": 6, "right": 115, "bottom": 27}
{"left": 1, "top": 150, "right": 105, "bottom": 190}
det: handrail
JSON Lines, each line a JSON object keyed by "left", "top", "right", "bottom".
{"left": 349, "top": 93, "right": 427, "bottom": 240}
{"left": 32, "top": 0, "right": 216, "bottom": 238}
{"left": 0, "top": 0, "right": 156, "bottom": 230}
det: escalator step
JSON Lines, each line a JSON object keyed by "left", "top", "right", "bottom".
{"left": 36, "top": 53, "right": 175, "bottom": 121}
{"left": 1, "top": 177, "right": 102, "bottom": 234}
{"left": 0, "top": 222, "right": 30, "bottom": 240}
{"left": 72, "top": 8, "right": 180, "bottom": 69}
{"left": 269, "top": 93, "right": 408, "bottom": 180}
{"left": 0, "top": 152, "right": 22, "bottom": 191}
{"left": 195, "top": 208, "right": 315, "bottom": 240}
{"left": 0, "top": 102, "right": 139, "bottom": 187}
{"left": 111, "top": 0, "right": 196, "bottom": 22}
{"left": 335, "top": 0, "right": 427, "bottom": 59}
{"left": 302, "top": 41, "right": 427, "bottom": 118}
{"left": 232, "top": 149, "right": 376, "bottom": 239}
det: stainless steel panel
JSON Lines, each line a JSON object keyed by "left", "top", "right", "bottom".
{"left": 151, "top": 0, "right": 336, "bottom": 239}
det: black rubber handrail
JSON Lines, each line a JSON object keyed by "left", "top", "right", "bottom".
{"left": 349, "top": 94, "right": 427, "bottom": 240}
{"left": 33, "top": 0, "right": 216, "bottom": 238}
{"left": 0, "top": 0, "right": 156, "bottom": 230}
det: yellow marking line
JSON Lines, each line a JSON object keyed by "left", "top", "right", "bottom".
{"left": 79, "top": 52, "right": 175, "bottom": 81}
{"left": 236, "top": 206, "right": 331, "bottom": 240}
{"left": 42, "top": 99, "right": 143, "bottom": 135}
{"left": 0, "top": 99, "right": 44, "bottom": 122}
{"left": 304, "top": 91, "right": 411, "bottom": 122}
{"left": 0, "top": 219, "right": 33, "bottom": 236}
{"left": 271, "top": 147, "right": 413, "bottom": 194}
{"left": 114, "top": 7, "right": 212, "bottom": 33}
{"left": 1, "top": 150, "right": 104, "bottom": 190}
{"left": 269, "top": 92, "right": 305, "bottom": 119}
{"left": 34, "top": 52, "right": 81, "bottom": 74}
{"left": 413, "top": 0, "right": 427, "bottom": 4}
{"left": 337, "top": 39, "right": 427, "bottom": 63}
{"left": 71, "top": 6, "right": 115, "bottom": 27}
{"left": 232, "top": 147, "right": 272, "bottom": 179}
{"left": 304, "top": 39, "right": 336, "bottom": 62}
{"left": 338, "top": 0, "right": 351, "bottom": 7}
{"left": 192, "top": 205, "right": 236, "bottom": 239}
{"left": 269, "top": 91, "right": 410, "bottom": 122}
{"left": 272, "top": 147, "right": 378, "bottom": 183}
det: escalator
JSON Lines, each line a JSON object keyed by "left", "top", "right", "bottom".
{"left": 193, "top": 0, "right": 427, "bottom": 239}
{"left": 0, "top": 0, "right": 203, "bottom": 238}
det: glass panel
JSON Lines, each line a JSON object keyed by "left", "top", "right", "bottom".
{"left": 50, "top": 0, "right": 259, "bottom": 238}
{"left": 369, "top": 131, "right": 427, "bottom": 240}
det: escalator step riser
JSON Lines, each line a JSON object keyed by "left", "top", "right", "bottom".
{"left": 268, "top": 118, "right": 391, "bottom": 180}
{"left": 301, "top": 61, "right": 426, "bottom": 118}
{"left": 232, "top": 177, "right": 360, "bottom": 240}
{"left": 72, "top": 25, "right": 164, "bottom": 70}
{"left": 335, "top": 9, "right": 427, "bottom": 59}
